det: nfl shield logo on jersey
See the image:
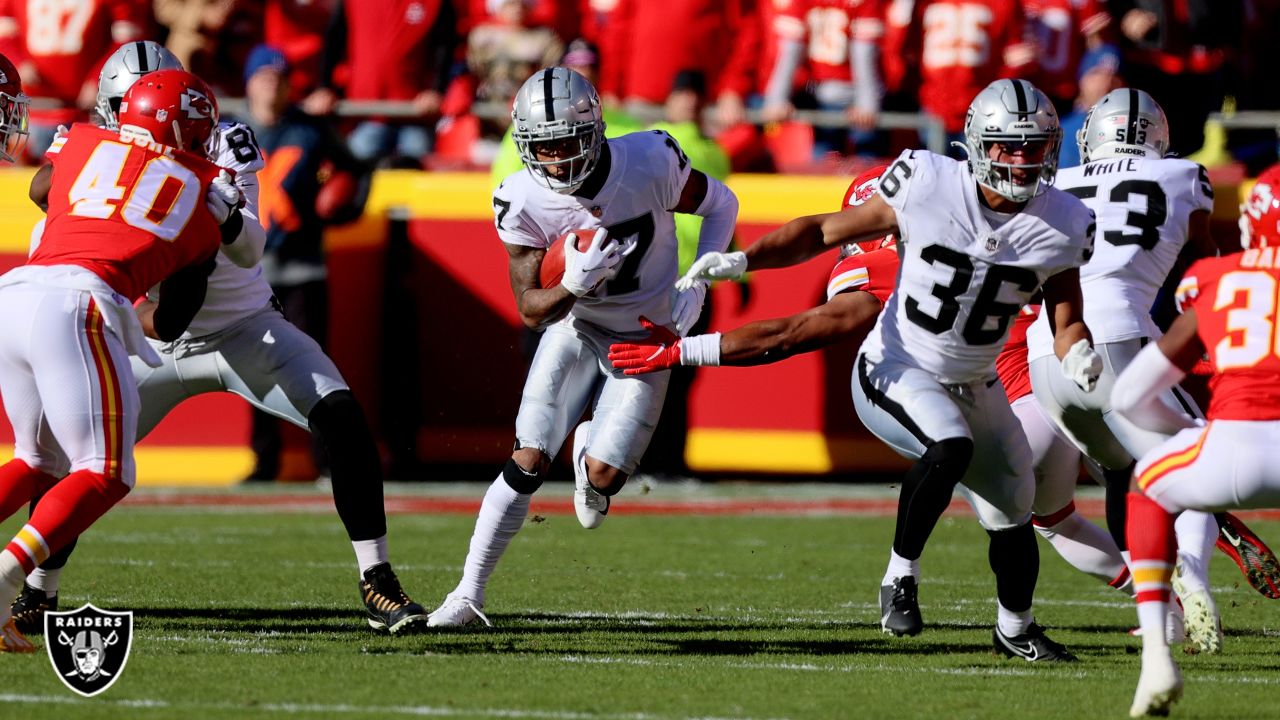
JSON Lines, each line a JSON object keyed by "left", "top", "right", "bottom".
{"left": 984, "top": 234, "right": 1001, "bottom": 253}
{"left": 45, "top": 604, "right": 134, "bottom": 697}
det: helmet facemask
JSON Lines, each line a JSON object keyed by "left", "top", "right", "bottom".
{"left": 969, "top": 134, "right": 1061, "bottom": 203}
{"left": 514, "top": 121, "right": 604, "bottom": 193}
{"left": 0, "top": 88, "right": 29, "bottom": 163}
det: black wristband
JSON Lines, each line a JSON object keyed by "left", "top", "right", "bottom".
{"left": 219, "top": 209, "right": 244, "bottom": 245}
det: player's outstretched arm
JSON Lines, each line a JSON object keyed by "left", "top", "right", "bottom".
{"left": 1112, "top": 310, "right": 1206, "bottom": 434}
{"left": 1043, "top": 267, "right": 1103, "bottom": 392}
{"left": 505, "top": 242, "right": 577, "bottom": 330}
{"left": 746, "top": 193, "right": 898, "bottom": 271}
{"left": 608, "top": 291, "right": 883, "bottom": 373}
{"left": 147, "top": 253, "right": 218, "bottom": 341}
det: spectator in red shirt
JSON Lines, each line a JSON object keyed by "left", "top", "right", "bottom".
{"left": 1023, "top": 0, "right": 1112, "bottom": 116}
{"left": 265, "top": 0, "right": 338, "bottom": 100}
{"left": 890, "top": 0, "right": 1035, "bottom": 153}
{"left": 0, "top": 0, "right": 149, "bottom": 161}
{"left": 304, "top": 0, "right": 459, "bottom": 165}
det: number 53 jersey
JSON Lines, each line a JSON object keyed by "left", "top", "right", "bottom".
{"left": 863, "top": 150, "right": 1095, "bottom": 384}
{"left": 492, "top": 130, "right": 691, "bottom": 334}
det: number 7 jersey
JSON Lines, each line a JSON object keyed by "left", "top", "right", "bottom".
{"left": 492, "top": 130, "right": 691, "bottom": 334}
{"left": 863, "top": 150, "right": 1094, "bottom": 384}
{"left": 30, "top": 124, "right": 223, "bottom": 300}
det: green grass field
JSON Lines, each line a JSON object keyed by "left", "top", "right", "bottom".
{"left": 1, "top": 483, "right": 1277, "bottom": 719}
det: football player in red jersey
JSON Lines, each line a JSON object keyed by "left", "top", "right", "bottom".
{"left": 0, "top": 70, "right": 239, "bottom": 653}
{"left": 1117, "top": 166, "right": 1280, "bottom": 717}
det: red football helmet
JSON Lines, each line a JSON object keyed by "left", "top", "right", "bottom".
{"left": 1241, "top": 164, "right": 1280, "bottom": 250}
{"left": 118, "top": 69, "right": 218, "bottom": 154}
{"left": 0, "top": 53, "right": 29, "bottom": 164}
{"left": 839, "top": 164, "right": 897, "bottom": 258}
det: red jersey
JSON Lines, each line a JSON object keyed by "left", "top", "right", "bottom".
{"left": 826, "top": 245, "right": 899, "bottom": 304}
{"left": 265, "top": 0, "right": 337, "bottom": 99}
{"left": 1178, "top": 250, "right": 1280, "bottom": 421}
{"left": 31, "top": 125, "right": 222, "bottom": 300}
{"left": 898, "top": 0, "right": 1035, "bottom": 132}
{"left": 995, "top": 304, "right": 1039, "bottom": 402}
{"left": 775, "top": 0, "right": 884, "bottom": 84}
{"left": 1023, "top": 0, "right": 1110, "bottom": 104}
{"left": 721, "top": 0, "right": 791, "bottom": 98}
{"left": 342, "top": 0, "right": 450, "bottom": 101}
{"left": 0, "top": 0, "right": 148, "bottom": 123}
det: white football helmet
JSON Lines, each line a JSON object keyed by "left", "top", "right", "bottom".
{"left": 1076, "top": 88, "right": 1169, "bottom": 164}
{"left": 511, "top": 67, "right": 605, "bottom": 193}
{"left": 960, "top": 79, "right": 1062, "bottom": 203}
{"left": 96, "top": 40, "right": 183, "bottom": 129}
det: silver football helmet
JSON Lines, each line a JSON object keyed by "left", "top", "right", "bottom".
{"left": 1076, "top": 88, "right": 1169, "bottom": 164}
{"left": 96, "top": 40, "right": 183, "bottom": 129}
{"left": 511, "top": 67, "right": 605, "bottom": 193}
{"left": 961, "top": 79, "right": 1062, "bottom": 203}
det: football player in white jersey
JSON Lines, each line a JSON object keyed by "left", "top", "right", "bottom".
{"left": 425, "top": 67, "right": 738, "bottom": 627}
{"left": 12, "top": 41, "right": 430, "bottom": 636}
{"left": 1023, "top": 88, "right": 1274, "bottom": 654}
{"left": 684, "top": 79, "right": 1099, "bottom": 660}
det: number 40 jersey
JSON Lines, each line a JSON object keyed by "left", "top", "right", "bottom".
{"left": 862, "top": 150, "right": 1095, "bottom": 384}
{"left": 492, "top": 130, "right": 690, "bottom": 334}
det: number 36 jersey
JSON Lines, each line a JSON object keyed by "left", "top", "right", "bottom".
{"left": 493, "top": 130, "right": 691, "bottom": 334}
{"left": 862, "top": 150, "right": 1095, "bottom": 384}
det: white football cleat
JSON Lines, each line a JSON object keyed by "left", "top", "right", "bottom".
{"left": 1173, "top": 563, "right": 1222, "bottom": 654}
{"left": 572, "top": 421, "right": 609, "bottom": 529}
{"left": 426, "top": 593, "right": 492, "bottom": 628}
{"left": 1129, "top": 648, "right": 1183, "bottom": 717}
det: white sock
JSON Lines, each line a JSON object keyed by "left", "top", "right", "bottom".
{"left": 881, "top": 549, "right": 919, "bottom": 586}
{"left": 1173, "top": 511, "right": 1216, "bottom": 594}
{"left": 1035, "top": 511, "right": 1128, "bottom": 586}
{"left": 352, "top": 536, "right": 389, "bottom": 578}
{"left": 27, "top": 567, "right": 61, "bottom": 597}
{"left": 0, "top": 549, "right": 26, "bottom": 624}
{"left": 997, "top": 602, "right": 1033, "bottom": 637}
{"left": 454, "top": 473, "right": 532, "bottom": 606}
{"left": 1137, "top": 600, "right": 1170, "bottom": 654}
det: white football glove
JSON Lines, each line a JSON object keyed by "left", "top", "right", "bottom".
{"left": 205, "top": 170, "right": 244, "bottom": 225}
{"left": 1061, "top": 339, "right": 1104, "bottom": 393}
{"left": 675, "top": 251, "right": 748, "bottom": 291}
{"left": 562, "top": 228, "right": 635, "bottom": 297}
{"left": 53, "top": 124, "right": 68, "bottom": 142}
{"left": 672, "top": 280, "right": 708, "bottom": 336}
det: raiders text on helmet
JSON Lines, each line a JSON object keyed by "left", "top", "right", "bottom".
{"left": 961, "top": 79, "right": 1062, "bottom": 203}
{"left": 1077, "top": 88, "right": 1169, "bottom": 164}
{"left": 97, "top": 40, "right": 184, "bottom": 130}
{"left": 511, "top": 67, "right": 605, "bottom": 193}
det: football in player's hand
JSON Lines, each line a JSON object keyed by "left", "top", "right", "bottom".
{"left": 539, "top": 229, "right": 596, "bottom": 288}
{"left": 315, "top": 170, "right": 358, "bottom": 223}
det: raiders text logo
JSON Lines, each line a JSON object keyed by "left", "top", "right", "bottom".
{"left": 45, "top": 604, "right": 134, "bottom": 697}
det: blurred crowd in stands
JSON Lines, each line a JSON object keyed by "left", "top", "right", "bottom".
{"left": 2, "top": 0, "right": 1279, "bottom": 175}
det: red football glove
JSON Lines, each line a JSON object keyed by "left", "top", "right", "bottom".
{"left": 608, "top": 316, "right": 681, "bottom": 375}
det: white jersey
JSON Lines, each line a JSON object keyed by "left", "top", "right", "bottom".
{"left": 862, "top": 150, "right": 1095, "bottom": 384}
{"left": 147, "top": 120, "right": 274, "bottom": 338}
{"left": 493, "top": 130, "right": 691, "bottom": 333}
{"left": 1026, "top": 156, "right": 1214, "bottom": 360}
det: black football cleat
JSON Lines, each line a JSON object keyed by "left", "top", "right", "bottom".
{"left": 879, "top": 576, "right": 924, "bottom": 636}
{"left": 993, "top": 623, "right": 1078, "bottom": 662}
{"left": 10, "top": 582, "right": 56, "bottom": 635}
{"left": 359, "top": 563, "right": 428, "bottom": 635}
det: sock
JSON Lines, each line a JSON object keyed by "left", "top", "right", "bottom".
{"left": 988, "top": 523, "right": 1038, "bottom": 615}
{"left": 309, "top": 391, "right": 388, "bottom": 542}
{"left": 891, "top": 438, "right": 972, "bottom": 560}
{"left": 881, "top": 549, "right": 919, "bottom": 586}
{"left": 1103, "top": 463, "right": 1135, "bottom": 551}
{"left": 26, "top": 567, "right": 61, "bottom": 597}
{"left": 0, "top": 549, "right": 25, "bottom": 621}
{"left": 1033, "top": 502, "right": 1129, "bottom": 587}
{"left": 997, "top": 601, "right": 1033, "bottom": 637}
{"left": 1172, "top": 510, "right": 1216, "bottom": 595}
{"left": 16, "top": 469, "right": 128, "bottom": 567}
{"left": 0, "top": 460, "right": 57, "bottom": 523}
{"left": 454, "top": 474, "right": 532, "bottom": 605}
{"left": 1126, "top": 491, "right": 1176, "bottom": 653}
{"left": 352, "top": 535, "right": 388, "bottom": 578}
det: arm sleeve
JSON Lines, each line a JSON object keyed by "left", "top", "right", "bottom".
{"left": 693, "top": 174, "right": 738, "bottom": 260}
{"left": 1111, "top": 342, "right": 1200, "bottom": 435}
{"left": 763, "top": 37, "right": 804, "bottom": 108}
{"left": 219, "top": 171, "right": 266, "bottom": 268}
{"left": 850, "top": 4, "right": 885, "bottom": 112}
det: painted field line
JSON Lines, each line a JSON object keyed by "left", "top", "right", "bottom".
{"left": 0, "top": 694, "right": 784, "bottom": 720}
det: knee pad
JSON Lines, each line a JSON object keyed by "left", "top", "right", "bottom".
{"left": 922, "top": 437, "right": 974, "bottom": 475}
{"left": 503, "top": 458, "right": 545, "bottom": 495}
